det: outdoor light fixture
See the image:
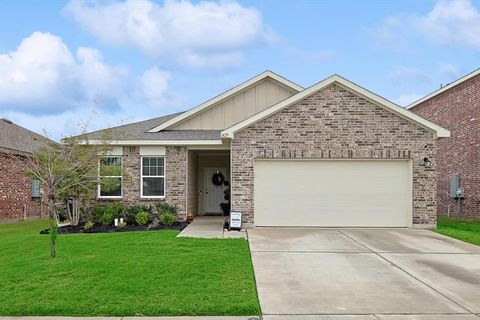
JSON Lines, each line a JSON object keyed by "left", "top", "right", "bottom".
{"left": 421, "top": 157, "right": 432, "bottom": 168}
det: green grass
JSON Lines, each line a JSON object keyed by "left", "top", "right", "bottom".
{"left": 434, "top": 217, "right": 480, "bottom": 246}
{"left": 0, "top": 220, "right": 260, "bottom": 316}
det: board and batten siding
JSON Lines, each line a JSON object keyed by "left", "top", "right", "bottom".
{"left": 171, "top": 78, "right": 297, "bottom": 130}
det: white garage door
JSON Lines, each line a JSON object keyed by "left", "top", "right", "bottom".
{"left": 254, "top": 160, "right": 412, "bottom": 227}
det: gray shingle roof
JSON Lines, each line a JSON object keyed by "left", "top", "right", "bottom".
{"left": 0, "top": 118, "right": 54, "bottom": 154}
{"left": 81, "top": 112, "right": 222, "bottom": 141}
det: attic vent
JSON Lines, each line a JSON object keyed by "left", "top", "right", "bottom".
{"left": 1, "top": 118, "right": 13, "bottom": 124}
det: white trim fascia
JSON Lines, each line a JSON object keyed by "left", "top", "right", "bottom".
{"left": 79, "top": 139, "right": 223, "bottom": 145}
{"left": 221, "top": 75, "right": 450, "bottom": 139}
{"left": 147, "top": 71, "right": 304, "bottom": 133}
{"left": 407, "top": 68, "right": 480, "bottom": 109}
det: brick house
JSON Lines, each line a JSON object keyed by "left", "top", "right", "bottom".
{"left": 408, "top": 69, "right": 480, "bottom": 219}
{"left": 0, "top": 119, "right": 53, "bottom": 221}
{"left": 81, "top": 71, "right": 449, "bottom": 228}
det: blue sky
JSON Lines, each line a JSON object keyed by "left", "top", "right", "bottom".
{"left": 1, "top": 0, "right": 479, "bottom": 140}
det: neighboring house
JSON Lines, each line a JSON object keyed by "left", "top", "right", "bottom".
{"left": 408, "top": 68, "right": 480, "bottom": 219}
{"left": 0, "top": 118, "right": 52, "bottom": 221}
{"left": 81, "top": 71, "right": 449, "bottom": 228}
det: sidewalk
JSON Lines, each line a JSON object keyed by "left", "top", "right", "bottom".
{"left": 177, "top": 216, "right": 246, "bottom": 239}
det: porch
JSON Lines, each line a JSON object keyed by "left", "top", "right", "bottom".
{"left": 177, "top": 216, "right": 246, "bottom": 238}
{"left": 186, "top": 149, "right": 231, "bottom": 218}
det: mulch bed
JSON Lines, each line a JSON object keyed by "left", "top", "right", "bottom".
{"left": 40, "top": 222, "right": 188, "bottom": 234}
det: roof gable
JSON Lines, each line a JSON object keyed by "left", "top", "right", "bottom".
{"left": 148, "top": 70, "right": 303, "bottom": 132}
{"left": 407, "top": 68, "right": 480, "bottom": 109}
{"left": 221, "top": 75, "right": 450, "bottom": 139}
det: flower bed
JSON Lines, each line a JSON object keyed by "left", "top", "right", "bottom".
{"left": 40, "top": 221, "right": 187, "bottom": 234}
{"left": 44, "top": 201, "right": 185, "bottom": 234}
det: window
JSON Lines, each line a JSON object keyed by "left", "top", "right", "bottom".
{"left": 141, "top": 156, "right": 165, "bottom": 198}
{"left": 99, "top": 156, "right": 122, "bottom": 198}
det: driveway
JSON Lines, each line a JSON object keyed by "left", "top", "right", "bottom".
{"left": 247, "top": 228, "right": 480, "bottom": 320}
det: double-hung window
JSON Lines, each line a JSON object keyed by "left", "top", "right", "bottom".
{"left": 141, "top": 156, "right": 165, "bottom": 198}
{"left": 98, "top": 156, "right": 122, "bottom": 198}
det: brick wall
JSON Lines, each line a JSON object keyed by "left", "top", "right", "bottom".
{"left": 231, "top": 84, "right": 437, "bottom": 226}
{"left": 96, "top": 145, "right": 187, "bottom": 220}
{"left": 0, "top": 153, "right": 42, "bottom": 221}
{"left": 410, "top": 74, "right": 480, "bottom": 219}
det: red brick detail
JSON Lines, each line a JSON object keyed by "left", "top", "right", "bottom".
{"left": 411, "top": 74, "right": 480, "bottom": 219}
{"left": 0, "top": 153, "right": 42, "bottom": 221}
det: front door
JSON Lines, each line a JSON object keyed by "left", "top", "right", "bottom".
{"left": 204, "top": 167, "right": 226, "bottom": 214}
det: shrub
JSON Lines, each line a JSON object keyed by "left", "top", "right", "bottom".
{"left": 92, "top": 203, "right": 124, "bottom": 226}
{"left": 83, "top": 221, "right": 94, "bottom": 230}
{"left": 126, "top": 205, "right": 153, "bottom": 224}
{"left": 92, "top": 205, "right": 105, "bottom": 222}
{"left": 160, "top": 213, "right": 176, "bottom": 226}
{"left": 156, "top": 202, "right": 177, "bottom": 215}
{"left": 117, "top": 221, "right": 127, "bottom": 228}
{"left": 135, "top": 211, "right": 149, "bottom": 226}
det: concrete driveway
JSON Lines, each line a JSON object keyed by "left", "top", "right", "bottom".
{"left": 247, "top": 228, "right": 480, "bottom": 320}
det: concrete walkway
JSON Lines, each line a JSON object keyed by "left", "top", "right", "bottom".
{"left": 249, "top": 227, "right": 480, "bottom": 319}
{"left": 177, "top": 216, "right": 246, "bottom": 239}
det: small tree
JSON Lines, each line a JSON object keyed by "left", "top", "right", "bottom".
{"left": 14, "top": 131, "right": 115, "bottom": 257}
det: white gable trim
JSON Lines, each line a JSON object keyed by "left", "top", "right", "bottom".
{"left": 147, "top": 70, "right": 303, "bottom": 132}
{"left": 407, "top": 68, "right": 480, "bottom": 109}
{"left": 221, "top": 75, "right": 450, "bottom": 139}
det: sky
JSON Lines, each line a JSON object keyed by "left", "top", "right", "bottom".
{"left": 0, "top": 0, "right": 479, "bottom": 140}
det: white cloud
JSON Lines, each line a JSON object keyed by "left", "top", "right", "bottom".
{"left": 374, "top": 0, "right": 480, "bottom": 50}
{"left": 0, "top": 32, "right": 126, "bottom": 114}
{"left": 389, "top": 66, "right": 431, "bottom": 86}
{"left": 394, "top": 93, "right": 424, "bottom": 107}
{"left": 415, "top": 0, "right": 480, "bottom": 48}
{"left": 135, "top": 66, "right": 172, "bottom": 108}
{"left": 64, "top": 0, "right": 270, "bottom": 68}
{"left": 0, "top": 32, "right": 182, "bottom": 140}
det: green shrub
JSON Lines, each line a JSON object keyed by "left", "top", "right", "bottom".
{"left": 117, "top": 222, "right": 127, "bottom": 229}
{"left": 83, "top": 221, "right": 94, "bottom": 230}
{"left": 135, "top": 211, "right": 149, "bottom": 226}
{"left": 92, "top": 205, "right": 105, "bottom": 222}
{"left": 156, "top": 202, "right": 177, "bottom": 215}
{"left": 126, "top": 205, "right": 153, "bottom": 224}
{"left": 160, "top": 213, "right": 176, "bottom": 226}
{"left": 92, "top": 203, "right": 124, "bottom": 226}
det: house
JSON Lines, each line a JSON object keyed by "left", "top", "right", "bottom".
{"left": 82, "top": 71, "right": 450, "bottom": 228}
{"left": 408, "top": 68, "right": 480, "bottom": 219}
{"left": 0, "top": 118, "right": 52, "bottom": 221}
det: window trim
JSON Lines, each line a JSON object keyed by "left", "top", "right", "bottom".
{"left": 140, "top": 156, "right": 166, "bottom": 199}
{"left": 98, "top": 155, "right": 123, "bottom": 199}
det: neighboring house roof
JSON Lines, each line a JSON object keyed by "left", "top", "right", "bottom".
{"left": 407, "top": 68, "right": 480, "bottom": 109}
{"left": 0, "top": 118, "right": 53, "bottom": 155}
{"left": 80, "top": 112, "right": 223, "bottom": 145}
{"left": 221, "top": 74, "right": 451, "bottom": 139}
{"left": 147, "top": 70, "right": 304, "bottom": 132}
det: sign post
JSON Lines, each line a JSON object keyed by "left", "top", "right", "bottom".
{"left": 229, "top": 211, "right": 242, "bottom": 231}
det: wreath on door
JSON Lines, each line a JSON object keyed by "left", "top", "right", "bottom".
{"left": 212, "top": 171, "right": 225, "bottom": 186}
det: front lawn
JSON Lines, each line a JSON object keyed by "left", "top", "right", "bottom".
{"left": 0, "top": 220, "right": 260, "bottom": 316}
{"left": 435, "top": 217, "right": 480, "bottom": 246}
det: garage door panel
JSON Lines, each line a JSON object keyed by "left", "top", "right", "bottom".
{"left": 254, "top": 160, "right": 412, "bottom": 227}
